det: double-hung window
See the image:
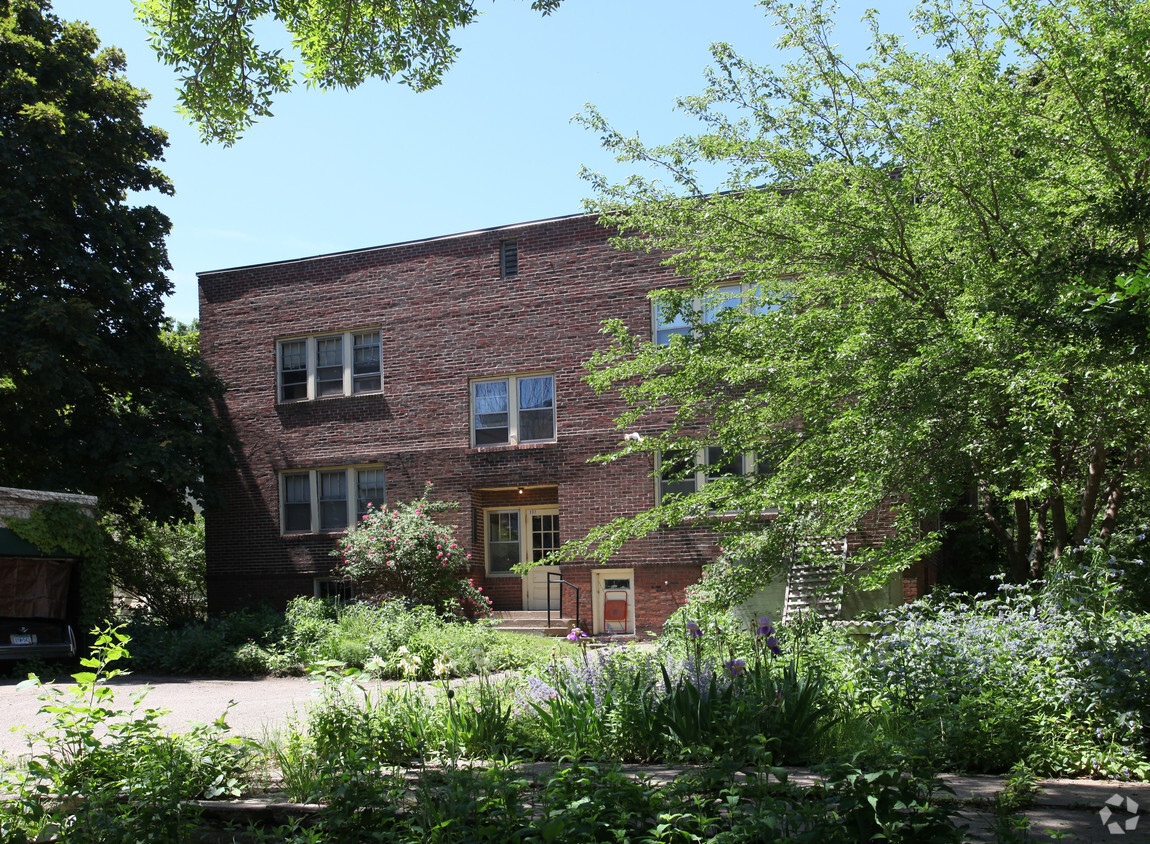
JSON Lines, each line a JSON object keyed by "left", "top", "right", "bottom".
{"left": 277, "top": 329, "right": 383, "bottom": 401}
{"left": 471, "top": 373, "right": 555, "bottom": 447}
{"left": 280, "top": 466, "right": 386, "bottom": 533}
{"left": 356, "top": 468, "right": 386, "bottom": 520}
{"left": 658, "top": 446, "right": 754, "bottom": 504}
{"left": 652, "top": 283, "right": 779, "bottom": 345}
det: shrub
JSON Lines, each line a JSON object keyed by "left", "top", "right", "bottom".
{"left": 855, "top": 585, "right": 1150, "bottom": 778}
{"left": 335, "top": 488, "right": 492, "bottom": 620}
{"left": 125, "top": 606, "right": 288, "bottom": 676}
{"left": 103, "top": 512, "right": 207, "bottom": 625}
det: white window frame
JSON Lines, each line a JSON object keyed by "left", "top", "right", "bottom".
{"left": 656, "top": 447, "right": 757, "bottom": 504}
{"left": 484, "top": 506, "right": 559, "bottom": 577}
{"left": 280, "top": 465, "right": 386, "bottom": 534}
{"left": 470, "top": 372, "right": 556, "bottom": 447}
{"left": 276, "top": 328, "right": 383, "bottom": 402}
{"left": 652, "top": 282, "right": 781, "bottom": 345}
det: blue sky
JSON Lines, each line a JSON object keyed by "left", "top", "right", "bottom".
{"left": 52, "top": 1, "right": 918, "bottom": 324}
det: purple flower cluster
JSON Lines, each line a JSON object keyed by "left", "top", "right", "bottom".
{"left": 756, "top": 615, "right": 782, "bottom": 656}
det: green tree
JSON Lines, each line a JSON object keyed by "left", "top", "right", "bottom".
{"left": 0, "top": 0, "right": 232, "bottom": 523}
{"left": 133, "top": 0, "right": 562, "bottom": 144}
{"left": 566, "top": 0, "right": 1150, "bottom": 587}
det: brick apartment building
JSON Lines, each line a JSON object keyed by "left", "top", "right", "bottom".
{"left": 198, "top": 212, "right": 918, "bottom": 634}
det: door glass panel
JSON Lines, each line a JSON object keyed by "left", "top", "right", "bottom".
{"left": 604, "top": 579, "right": 631, "bottom": 589}
{"left": 487, "top": 510, "right": 520, "bottom": 572}
{"left": 531, "top": 513, "right": 559, "bottom": 563}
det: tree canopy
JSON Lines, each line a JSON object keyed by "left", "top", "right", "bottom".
{"left": 0, "top": 0, "right": 232, "bottom": 523}
{"left": 567, "top": 0, "right": 1150, "bottom": 593}
{"left": 133, "top": 0, "right": 562, "bottom": 144}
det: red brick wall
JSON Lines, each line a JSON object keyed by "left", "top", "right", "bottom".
{"left": 199, "top": 214, "right": 721, "bottom": 627}
{"left": 199, "top": 213, "right": 907, "bottom": 629}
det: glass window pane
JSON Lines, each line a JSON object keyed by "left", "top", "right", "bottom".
{"left": 654, "top": 300, "right": 692, "bottom": 346}
{"left": 705, "top": 446, "right": 744, "bottom": 481}
{"left": 356, "top": 468, "right": 386, "bottom": 519}
{"left": 518, "top": 375, "right": 554, "bottom": 441}
{"left": 315, "top": 336, "right": 344, "bottom": 397}
{"left": 352, "top": 331, "right": 381, "bottom": 393}
{"left": 704, "top": 285, "right": 742, "bottom": 323}
{"left": 659, "top": 450, "right": 697, "bottom": 503}
{"left": 487, "top": 511, "right": 520, "bottom": 573}
{"left": 283, "top": 473, "right": 311, "bottom": 531}
{"left": 473, "top": 380, "right": 509, "bottom": 445}
{"left": 280, "top": 341, "right": 307, "bottom": 401}
{"left": 319, "top": 471, "right": 348, "bottom": 530}
{"left": 531, "top": 513, "right": 559, "bottom": 563}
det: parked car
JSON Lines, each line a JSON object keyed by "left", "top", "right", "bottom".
{"left": 0, "top": 617, "right": 76, "bottom": 660}
{"left": 0, "top": 557, "right": 78, "bottom": 661}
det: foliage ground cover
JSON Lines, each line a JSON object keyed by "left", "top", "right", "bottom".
{"left": 121, "top": 596, "right": 563, "bottom": 679}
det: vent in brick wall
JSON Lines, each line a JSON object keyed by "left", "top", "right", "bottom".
{"left": 500, "top": 239, "right": 518, "bottom": 278}
{"left": 782, "top": 537, "right": 846, "bottom": 623}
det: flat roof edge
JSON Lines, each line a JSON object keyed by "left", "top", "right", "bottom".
{"left": 197, "top": 210, "right": 596, "bottom": 277}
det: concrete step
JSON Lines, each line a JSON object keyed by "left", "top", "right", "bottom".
{"left": 491, "top": 611, "right": 574, "bottom": 637}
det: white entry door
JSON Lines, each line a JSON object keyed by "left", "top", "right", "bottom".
{"left": 523, "top": 509, "right": 560, "bottom": 611}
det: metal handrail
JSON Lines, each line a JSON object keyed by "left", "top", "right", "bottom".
{"left": 545, "top": 571, "right": 581, "bottom": 632}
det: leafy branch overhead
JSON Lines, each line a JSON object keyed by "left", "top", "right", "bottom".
{"left": 133, "top": 0, "right": 562, "bottom": 144}
{"left": 567, "top": 0, "right": 1150, "bottom": 587}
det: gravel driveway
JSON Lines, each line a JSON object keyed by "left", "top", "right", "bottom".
{"left": 0, "top": 674, "right": 335, "bottom": 760}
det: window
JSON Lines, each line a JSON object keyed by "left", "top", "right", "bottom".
{"left": 471, "top": 373, "right": 555, "bottom": 446}
{"left": 277, "top": 329, "right": 382, "bottom": 401}
{"left": 280, "top": 466, "right": 386, "bottom": 533}
{"left": 314, "top": 577, "right": 355, "bottom": 603}
{"left": 501, "top": 239, "right": 518, "bottom": 277}
{"left": 356, "top": 469, "right": 386, "bottom": 520}
{"left": 487, "top": 510, "right": 520, "bottom": 573}
{"left": 352, "top": 331, "right": 381, "bottom": 393}
{"left": 653, "top": 283, "right": 780, "bottom": 345}
{"left": 658, "top": 447, "right": 755, "bottom": 503}
{"left": 318, "top": 470, "right": 348, "bottom": 531}
{"left": 658, "top": 449, "right": 698, "bottom": 502}
{"left": 486, "top": 507, "right": 559, "bottom": 575}
{"left": 283, "top": 473, "right": 312, "bottom": 531}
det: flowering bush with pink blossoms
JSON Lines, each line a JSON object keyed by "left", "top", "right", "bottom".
{"left": 334, "top": 490, "right": 491, "bottom": 621}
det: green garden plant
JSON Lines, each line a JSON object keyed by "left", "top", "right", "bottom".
{"left": 0, "top": 627, "right": 250, "bottom": 843}
{"left": 335, "top": 487, "right": 492, "bottom": 620}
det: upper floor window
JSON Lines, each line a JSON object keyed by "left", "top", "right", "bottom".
{"left": 277, "top": 329, "right": 382, "bottom": 402}
{"left": 652, "top": 283, "right": 779, "bottom": 345}
{"left": 657, "top": 446, "right": 755, "bottom": 504}
{"left": 280, "top": 465, "right": 386, "bottom": 534}
{"left": 471, "top": 373, "right": 555, "bottom": 447}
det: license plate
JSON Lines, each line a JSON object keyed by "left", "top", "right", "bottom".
{"left": 10, "top": 633, "right": 35, "bottom": 646}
